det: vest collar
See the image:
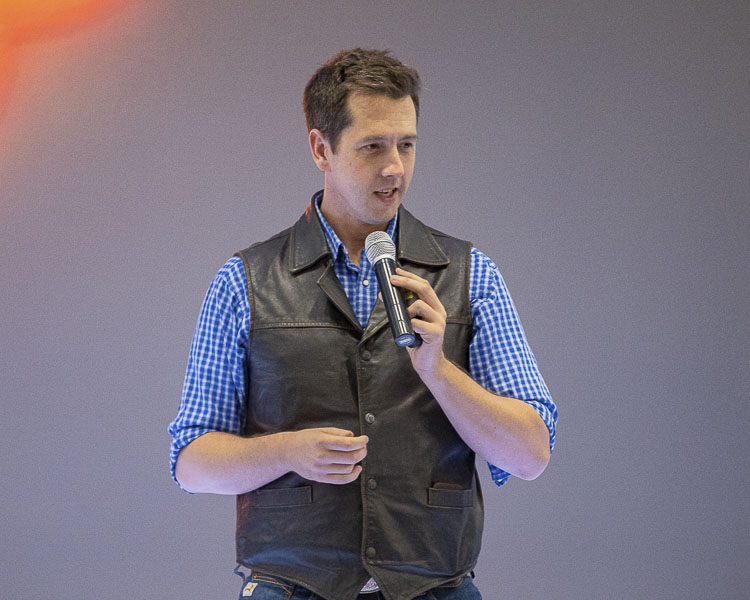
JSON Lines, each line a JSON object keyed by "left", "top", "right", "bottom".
{"left": 396, "top": 206, "right": 451, "bottom": 267}
{"left": 289, "top": 193, "right": 451, "bottom": 274}
{"left": 289, "top": 198, "right": 330, "bottom": 274}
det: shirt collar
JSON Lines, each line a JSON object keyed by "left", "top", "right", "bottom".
{"left": 313, "top": 190, "right": 399, "bottom": 264}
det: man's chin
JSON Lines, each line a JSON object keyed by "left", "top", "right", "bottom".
{"left": 367, "top": 201, "right": 401, "bottom": 225}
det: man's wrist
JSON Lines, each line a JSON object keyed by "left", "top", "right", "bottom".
{"left": 415, "top": 353, "right": 453, "bottom": 387}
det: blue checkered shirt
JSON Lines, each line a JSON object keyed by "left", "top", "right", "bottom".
{"left": 169, "top": 195, "right": 557, "bottom": 489}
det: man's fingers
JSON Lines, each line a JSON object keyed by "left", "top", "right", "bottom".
{"left": 409, "top": 317, "right": 439, "bottom": 335}
{"left": 323, "top": 465, "right": 363, "bottom": 485}
{"left": 392, "top": 267, "right": 430, "bottom": 289}
{"left": 324, "top": 446, "right": 368, "bottom": 465}
{"left": 407, "top": 299, "right": 438, "bottom": 320}
{"left": 324, "top": 461, "right": 364, "bottom": 474}
{"left": 323, "top": 434, "right": 369, "bottom": 451}
{"left": 314, "top": 428, "right": 368, "bottom": 449}
{"left": 317, "top": 427, "right": 354, "bottom": 437}
{"left": 391, "top": 269, "right": 446, "bottom": 316}
{"left": 290, "top": 429, "right": 369, "bottom": 483}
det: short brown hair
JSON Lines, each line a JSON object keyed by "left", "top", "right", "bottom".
{"left": 303, "top": 48, "right": 421, "bottom": 153}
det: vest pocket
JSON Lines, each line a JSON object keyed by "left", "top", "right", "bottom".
{"left": 249, "top": 485, "right": 312, "bottom": 507}
{"left": 427, "top": 486, "right": 474, "bottom": 508}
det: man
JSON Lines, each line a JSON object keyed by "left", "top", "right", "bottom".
{"left": 169, "top": 49, "right": 557, "bottom": 600}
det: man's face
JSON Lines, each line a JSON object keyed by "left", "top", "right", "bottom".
{"left": 317, "top": 92, "right": 417, "bottom": 230}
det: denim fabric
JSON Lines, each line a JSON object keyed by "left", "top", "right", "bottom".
{"left": 237, "top": 572, "right": 482, "bottom": 600}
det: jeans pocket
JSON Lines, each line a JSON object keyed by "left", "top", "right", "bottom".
{"left": 238, "top": 573, "right": 295, "bottom": 599}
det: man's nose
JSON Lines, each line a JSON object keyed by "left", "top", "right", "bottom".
{"left": 382, "top": 146, "right": 405, "bottom": 178}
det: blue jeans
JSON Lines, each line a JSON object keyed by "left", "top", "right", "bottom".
{"left": 236, "top": 571, "right": 482, "bottom": 600}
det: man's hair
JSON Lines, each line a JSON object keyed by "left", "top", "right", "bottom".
{"left": 303, "top": 48, "right": 421, "bottom": 153}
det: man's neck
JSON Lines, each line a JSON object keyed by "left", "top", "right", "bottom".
{"left": 318, "top": 200, "right": 389, "bottom": 268}
{"left": 324, "top": 214, "right": 386, "bottom": 268}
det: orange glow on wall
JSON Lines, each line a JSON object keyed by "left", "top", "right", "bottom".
{"left": 0, "top": 0, "right": 129, "bottom": 122}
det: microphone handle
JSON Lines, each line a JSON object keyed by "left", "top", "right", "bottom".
{"left": 373, "top": 258, "right": 422, "bottom": 348}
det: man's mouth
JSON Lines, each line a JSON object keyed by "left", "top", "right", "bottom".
{"left": 374, "top": 188, "right": 397, "bottom": 199}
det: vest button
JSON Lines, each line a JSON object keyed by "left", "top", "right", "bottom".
{"left": 366, "top": 546, "right": 377, "bottom": 558}
{"left": 367, "top": 477, "right": 378, "bottom": 490}
{"left": 361, "top": 350, "right": 372, "bottom": 361}
{"left": 365, "top": 412, "right": 376, "bottom": 424}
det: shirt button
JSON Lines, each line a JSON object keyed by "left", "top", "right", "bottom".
{"left": 362, "top": 279, "right": 370, "bottom": 287}
{"left": 366, "top": 546, "right": 377, "bottom": 558}
{"left": 361, "top": 350, "right": 372, "bottom": 361}
{"left": 365, "top": 412, "right": 376, "bottom": 424}
{"left": 367, "top": 477, "right": 378, "bottom": 490}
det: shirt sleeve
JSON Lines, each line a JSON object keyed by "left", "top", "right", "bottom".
{"left": 167, "top": 257, "right": 250, "bottom": 491}
{"left": 469, "top": 247, "right": 558, "bottom": 487}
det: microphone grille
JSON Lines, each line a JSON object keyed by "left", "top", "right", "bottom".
{"left": 365, "top": 231, "right": 396, "bottom": 264}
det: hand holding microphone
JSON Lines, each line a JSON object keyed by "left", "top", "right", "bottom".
{"left": 365, "top": 231, "right": 422, "bottom": 348}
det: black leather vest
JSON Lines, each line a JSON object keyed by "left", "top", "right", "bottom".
{"left": 234, "top": 199, "right": 483, "bottom": 600}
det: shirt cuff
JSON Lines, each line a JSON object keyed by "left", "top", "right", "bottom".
{"left": 486, "top": 398, "right": 556, "bottom": 488}
{"left": 169, "top": 427, "right": 216, "bottom": 492}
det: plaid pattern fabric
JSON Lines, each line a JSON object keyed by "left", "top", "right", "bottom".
{"left": 169, "top": 197, "right": 557, "bottom": 489}
{"left": 315, "top": 197, "right": 398, "bottom": 328}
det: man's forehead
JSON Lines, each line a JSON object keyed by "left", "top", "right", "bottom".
{"left": 345, "top": 94, "right": 417, "bottom": 135}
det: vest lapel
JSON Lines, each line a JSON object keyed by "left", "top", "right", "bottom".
{"left": 289, "top": 200, "right": 454, "bottom": 341}
{"left": 317, "top": 263, "right": 363, "bottom": 333}
{"left": 362, "top": 295, "right": 389, "bottom": 341}
{"left": 290, "top": 197, "right": 363, "bottom": 333}
{"left": 397, "top": 206, "right": 451, "bottom": 267}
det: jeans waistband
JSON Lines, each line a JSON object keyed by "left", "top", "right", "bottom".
{"left": 247, "top": 571, "right": 466, "bottom": 595}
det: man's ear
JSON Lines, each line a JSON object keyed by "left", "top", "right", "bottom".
{"left": 309, "top": 129, "right": 331, "bottom": 172}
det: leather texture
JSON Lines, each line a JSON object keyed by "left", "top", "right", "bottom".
{"left": 233, "top": 201, "right": 482, "bottom": 600}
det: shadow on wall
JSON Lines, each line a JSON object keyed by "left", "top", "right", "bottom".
{"left": 0, "top": 0, "right": 132, "bottom": 123}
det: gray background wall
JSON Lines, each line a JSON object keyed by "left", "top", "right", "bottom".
{"left": 1, "top": 1, "right": 748, "bottom": 598}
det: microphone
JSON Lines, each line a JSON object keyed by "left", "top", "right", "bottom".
{"left": 365, "top": 231, "right": 422, "bottom": 348}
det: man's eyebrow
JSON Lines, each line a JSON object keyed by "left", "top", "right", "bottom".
{"left": 358, "top": 134, "right": 419, "bottom": 143}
